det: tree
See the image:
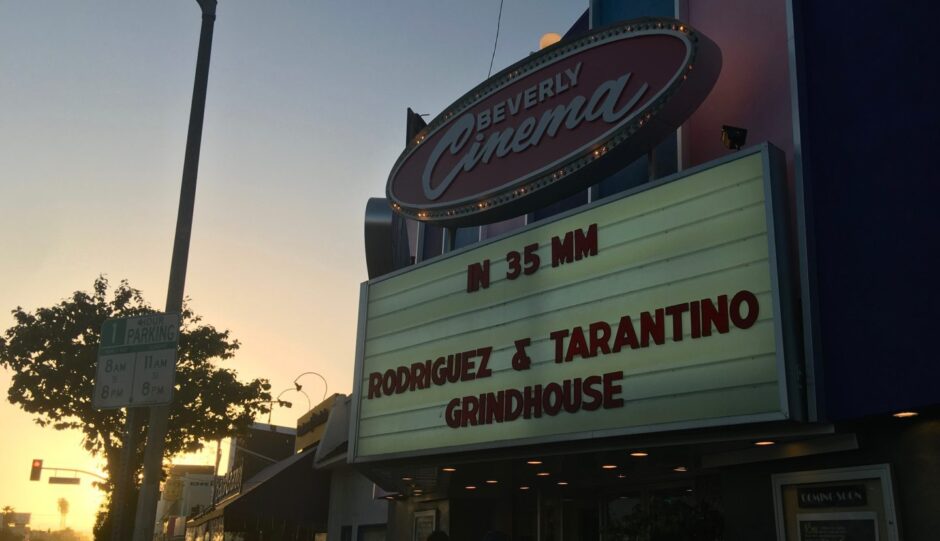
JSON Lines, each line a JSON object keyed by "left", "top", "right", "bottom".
{"left": 0, "top": 277, "right": 272, "bottom": 540}
{"left": 1, "top": 506, "right": 13, "bottom": 529}
{"left": 57, "top": 498, "right": 68, "bottom": 529}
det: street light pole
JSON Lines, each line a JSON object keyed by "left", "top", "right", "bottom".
{"left": 131, "top": 2, "right": 217, "bottom": 540}
{"left": 110, "top": 408, "right": 140, "bottom": 541}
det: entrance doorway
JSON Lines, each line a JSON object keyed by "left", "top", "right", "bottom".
{"left": 533, "top": 479, "right": 719, "bottom": 541}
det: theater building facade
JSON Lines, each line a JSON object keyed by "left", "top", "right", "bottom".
{"left": 351, "top": 1, "right": 939, "bottom": 540}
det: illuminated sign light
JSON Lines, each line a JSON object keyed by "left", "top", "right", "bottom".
{"left": 386, "top": 17, "right": 721, "bottom": 226}
{"left": 352, "top": 147, "right": 798, "bottom": 462}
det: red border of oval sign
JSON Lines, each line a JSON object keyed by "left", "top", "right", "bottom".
{"left": 386, "top": 18, "right": 722, "bottom": 227}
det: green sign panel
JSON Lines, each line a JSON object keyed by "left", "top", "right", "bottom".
{"left": 93, "top": 313, "right": 180, "bottom": 409}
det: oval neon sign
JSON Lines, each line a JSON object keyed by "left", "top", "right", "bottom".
{"left": 386, "top": 18, "right": 721, "bottom": 226}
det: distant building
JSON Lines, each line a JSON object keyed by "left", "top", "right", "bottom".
{"left": 154, "top": 465, "right": 216, "bottom": 541}
{"left": 2, "top": 512, "right": 31, "bottom": 539}
{"left": 185, "top": 396, "right": 387, "bottom": 541}
{"left": 226, "top": 422, "right": 298, "bottom": 482}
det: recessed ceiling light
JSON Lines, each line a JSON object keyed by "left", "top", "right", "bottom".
{"left": 401, "top": 476, "right": 413, "bottom": 481}
{"left": 630, "top": 451, "right": 649, "bottom": 457}
{"left": 754, "top": 440, "right": 775, "bottom": 446}
{"left": 893, "top": 411, "right": 918, "bottom": 418}
{"left": 537, "top": 472, "right": 550, "bottom": 477}
{"left": 441, "top": 467, "right": 457, "bottom": 472}
{"left": 485, "top": 480, "right": 498, "bottom": 484}
{"left": 519, "top": 485, "right": 530, "bottom": 490}
{"left": 557, "top": 481, "right": 569, "bottom": 486}
{"left": 602, "top": 464, "right": 618, "bottom": 470}
{"left": 465, "top": 485, "right": 477, "bottom": 490}
{"left": 526, "top": 459, "right": 543, "bottom": 465}
{"left": 617, "top": 474, "right": 626, "bottom": 479}
{"left": 686, "top": 488, "right": 694, "bottom": 493}
{"left": 673, "top": 466, "right": 687, "bottom": 472}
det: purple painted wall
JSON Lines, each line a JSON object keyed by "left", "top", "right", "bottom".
{"left": 682, "top": 0, "right": 794, "bottom": 181}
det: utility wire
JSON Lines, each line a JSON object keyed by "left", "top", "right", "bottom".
{"left": 487, "top": 0, "right": 505, "bottom": 78}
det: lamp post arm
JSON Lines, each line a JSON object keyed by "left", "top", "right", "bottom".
{"left": 42, "top": 467, "right": 108, "bottom": 482}
{"left": 277, "top": 388, "right": 311, "bottom": 412}
{"left": 293, "top": 371, "right": 328, "bottom": 402}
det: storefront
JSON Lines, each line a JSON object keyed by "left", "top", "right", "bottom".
{"left": 186, "top": 396, "right": 388, "bottom": 541}
{"left": 352, "top": 1, "right": 938, "bottom": 540}
{"left": 185, "top": 446, "right": 329, "bottom": 541}
{"left": 185, "top": 412, "right": 330, "bottom": 540}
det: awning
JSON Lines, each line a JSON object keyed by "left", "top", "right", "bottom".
{"left": 188, "top": 445, "right": 330, "bottom": 532}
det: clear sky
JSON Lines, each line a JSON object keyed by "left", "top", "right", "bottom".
{"left": 0, "top": 1, "right": 586, "bottom": 534}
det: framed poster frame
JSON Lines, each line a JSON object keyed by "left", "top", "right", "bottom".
{"left": 771, "top": 464, "right": 899, "bottom": 541}
{"left": 412, "top": 509, "right": 437, "bottom": 541}
{"left": 796, "top": 511, "right": 878, "bottom": 541}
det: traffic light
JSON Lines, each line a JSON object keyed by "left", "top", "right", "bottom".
{"left": 29, "top": 459, "right": 42, "bottom": 481}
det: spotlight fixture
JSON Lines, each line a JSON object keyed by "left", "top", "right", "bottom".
{"left": 485, "top": 480, "right": 498, "bottom": 485}
{"left": 602, "top": 464, "right": 618, "bottom": 470}
{"left": 557, "top": 481, "right": 569, "bottom": 486}
{"left": 441, "top": 467, "right": 457, "bottom": 472}
{"left": 465, "top": 485, "right": 477, "bottom": 490}
{"left": 754, "top": 441, "right": 776, "bottom": 446}
{"left": 526, "top": 459, "right": 543, "bottom": 465}
{"left": 630, "top": 451, "right": 649, "bottom": 457}
{"left": 401, "top": 476, "right": 413, "bottom": 481}
{"left": 617, "top": 474, "right": 626, "bottom": 479}
{"left": 721, "top": 125, "right": 748, "bottom": 151}
{"left": 536, "top": 472, "right": 551, "bottom": 477}
{"left": 673, "top": 466, "right": 688, "bottom": 472}
{"left": 519, "top": 485, "right": 531, "bottom": 490}
{"left": 893, "top": 411, "right": 918, "bottom": 418}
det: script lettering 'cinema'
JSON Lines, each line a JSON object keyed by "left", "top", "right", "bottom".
{"left": 422, "top": 62, "right": 649, "bottom": 200}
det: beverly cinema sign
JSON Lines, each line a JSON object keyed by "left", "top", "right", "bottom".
{"left": 386, "top": 17, "right": 722, "bottom": 226}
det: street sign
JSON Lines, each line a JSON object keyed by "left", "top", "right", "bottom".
{"left": 93, "top": 313, "right": 180, "bottom": 409}
{"left": 48, "top": 477, "right": 81, "bottom": 485}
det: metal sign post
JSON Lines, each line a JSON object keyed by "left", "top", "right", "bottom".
{"left": 94, "top": 313, "right": 180, "bottom": 541}
{"left": 132, "top": 2, "right": 217, "bottom": 540}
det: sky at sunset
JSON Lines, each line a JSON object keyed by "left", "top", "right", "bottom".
{"left": 0, "top": 1, "right": 586, "bottom": 534}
